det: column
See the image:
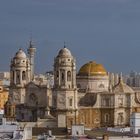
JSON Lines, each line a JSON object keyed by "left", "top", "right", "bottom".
{"left": 20, "top": 70, "right": 22, "bottom": 85}
{"left": 65, "top": 70, "right": 67, "bottom": 87}
{"left": 14, "top": 71, "right": 16, "bottom": 84}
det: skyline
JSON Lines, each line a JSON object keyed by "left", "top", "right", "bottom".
{"left": 0, "top": 0, "right": 140, "bottom": 74}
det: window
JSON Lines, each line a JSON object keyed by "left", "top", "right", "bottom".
{"left": 16, "top": 70, "right": 20, "bottom": 84}
{"left": 99, "top": 84, "right": 104, "bottom": 88}
{"left": 102, "top": 98, "right": 110, "bottom": 107}
{"left": 104, "top": 113, "right": 110, "bottom": 123}
{"left": 29, "top": 93, "right": 37, "bottom": 105}
{"left": 22, "top": 71, "right": 26, "bottom": 80}
{"left": 67, "top": 71, "right": 71, "bottom": 81}
{"left": 77, "top": 84, "right": 81, "bottom": 88}
{"left": 53, "top": 97, "right": 56, "bottom": 106}
{"left": 8, "top": 107, "right": 11, "bottom": 116}
{"left": 13, "top": 107, "right": 15, "bottom": 116}
{"left": 69, "top": 98, "right": 73, "bottom": 106}
{"left": 70, "top": 120, "right": 73, "bottom": 125}
{"left": 117, "top": 113, "right": 124, "bottom": 125}
{"left": 21, "top": 113, "right": 24, "bottom": 120}
{"left": 61, "top": 72, "right": 64, "bottom": 81}
{"left": 126, "top": 95, "right": 130, "bottom": 106}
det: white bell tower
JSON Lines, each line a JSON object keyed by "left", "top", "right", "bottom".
{"left": 53, "top": 46, "right": 78, "bottom": 128}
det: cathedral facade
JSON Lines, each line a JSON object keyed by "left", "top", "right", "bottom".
{"left": 4, "top": 44, "right": 140, "bottom": 129}
{"left": 5, "top": 42, "right": 51, "bottom": 121}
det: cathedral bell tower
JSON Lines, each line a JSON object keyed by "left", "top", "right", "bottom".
{"left": 53, "top": 46, "right": 78, "bottom": 128}
{"left": 10, "top": 49, "right": 30, "bottom": 104}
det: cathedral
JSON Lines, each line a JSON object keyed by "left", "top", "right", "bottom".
{"left": 4, "top": 42, "right": 140, "bottom": 129}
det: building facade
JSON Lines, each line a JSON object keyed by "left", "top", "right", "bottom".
{"left": 4, "top": 45, "right": 140, "bottom": 129}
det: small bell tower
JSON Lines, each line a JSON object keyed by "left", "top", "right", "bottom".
{"left": 27, "top": 40, "right": 36, "bottom": 81}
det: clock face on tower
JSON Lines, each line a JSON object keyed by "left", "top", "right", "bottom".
{"left": 58, "top": 98, "right": 65, "bottom": 105}
{"left": 58, "top": 93, "right": 65, "bottom": 106}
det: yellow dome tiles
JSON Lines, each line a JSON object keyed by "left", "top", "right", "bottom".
{"left": 78, "top": 61, "right": 107, "bottom": 76}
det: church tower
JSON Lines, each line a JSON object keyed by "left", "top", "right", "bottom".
{"left": 10, "top": 49, "right": 30, "bottom": 104}
{"left": 27, "top": 41, "right": 36, "bottom": 81}
{"left": 53, "top": 46, "right": 78, "bottom": 128}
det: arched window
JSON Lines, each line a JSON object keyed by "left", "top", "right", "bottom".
{"left": 16, "top": 70, "right": 20, "bottom": 84}
{"left": 67, "top": 71, "right": 71, "bottom": 81}
{"left": 117, "top": 113, "right": 124, "bottom": 126}
{"left": 104, "top": 113, "right": 110, "bottom": 123}
{"left": 99, "top": 84, "right": 104, "bottom": 88}
{"left": 61, "top": 72, "right": 64, "bottom": 81}
{"left": 22, "top": 71, "right": 26, "bottom": 80}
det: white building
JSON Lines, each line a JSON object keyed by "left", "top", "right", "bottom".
{"left": 130, "top": 112, "right": 140, "bottom": 135}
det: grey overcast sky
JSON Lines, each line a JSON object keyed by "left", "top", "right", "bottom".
{"left": 0, "top": 0, "right": 140, "bottom": 74}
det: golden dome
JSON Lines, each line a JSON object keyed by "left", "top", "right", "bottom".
{"left": 78, "top": 61, "right": 107, "bottom": 76}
